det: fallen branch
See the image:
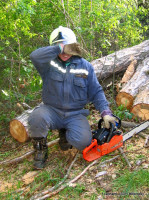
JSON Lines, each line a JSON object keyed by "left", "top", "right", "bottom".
{"left": 30, "top": 151, "right": 79, "bottom": 200}
{"left": 121, "top": 120, "right": 138, "bottom": 128}
{"left": 0, "top": 138, "right": 59, "bottom": 166}
{"left": 118, "top": 147, "right": 132, "bottom": 168}
{"left": 138, "top": 132, "right": 149, "bottom": 139}
{"left": 97, "top": 155, "right": 120, "bottom": 168}
{"left": 32, "top": 158, "right": 99, "bottom": 200}
{"left": 33, "top": 155, "right": 120, "bottom": 200}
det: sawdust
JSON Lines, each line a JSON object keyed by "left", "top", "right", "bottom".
{"left": 0, "top": 181, "right": 13, "bottom": 192}
{"left": 22, "top": 171, "right": 39, "bottom": 185}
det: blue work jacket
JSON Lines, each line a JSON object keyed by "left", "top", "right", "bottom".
{"left": 30, "top": 45, "right": 110, "bottom": 113}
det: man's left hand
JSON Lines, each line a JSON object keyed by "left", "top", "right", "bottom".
{"left": 103, "top": 115, "right": 116, "bottom": 129}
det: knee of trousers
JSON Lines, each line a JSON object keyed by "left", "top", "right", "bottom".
{"left": 28, "top": 110, "right": 50, "bottom": 138}
{"left": 66, "top": 130, "right": 92, "bottom": 151}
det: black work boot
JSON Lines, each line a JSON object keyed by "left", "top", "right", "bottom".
{"left": 32, "top": 137, "right": 48, "bottom": 170}
{"left": 58, "top": 129, "right": 72, "bottom": 151}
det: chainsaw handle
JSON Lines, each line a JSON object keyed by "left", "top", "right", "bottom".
{"left": 98, "top": 118, "right": 104, "bottom": 129}
{"left": 113, "top": 114, "right": 121, "bottom": 128}
{"left": 106, "top": 123, "right": 115, "bottom": 143}
{"left": 98, "top": 115, "right": 121, "bottom": 129}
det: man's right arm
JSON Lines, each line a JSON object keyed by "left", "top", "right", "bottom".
{"left": 30, "top": 45, "right": 62, "bottom": 78}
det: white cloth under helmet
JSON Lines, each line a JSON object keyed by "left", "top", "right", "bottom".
{"left": 49, "top": 26, "right": 77, "bottom": 45}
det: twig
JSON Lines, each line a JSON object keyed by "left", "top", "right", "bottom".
{"left": 30, "top": 151, "right": 79, "bottom": 200}
{"left": 33, "top": 156, "right": 120, "bottom": 200}
{"left": 121, "top": 120, "right": 138, "bottom": 128}
{"left": 118, "top": 147, "right": 132, "bottom": 168}
{"left": 33, "top": 158, "right": 100, "bottom": 200}
{"left": 0, "top": 139, "right": 59, "bottom": 166}
{"left": 138, "top": 132, "right": 148, "bottom": 139}
{"left": 98, "top": 155, "right": 120, "bottom": 167}
{"left": 22, "top": 102, "right": 32, "bottom": 109}
{"left": 0, "top": 151, "right": 33, "bottom": 166}
{"left": 144, "top": 136, "right": 149, "bottom": 147}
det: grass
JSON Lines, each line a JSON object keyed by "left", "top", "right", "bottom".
{"left": 59, "top": 184, "right": 86, "bottom": 199}
{"left": 112, "top": 169, "right": 149, "bottom": 200}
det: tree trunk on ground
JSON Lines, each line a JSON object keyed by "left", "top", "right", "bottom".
{"left": 91, "top": 40, "right": 149, "bottom": 81}
{"left": 9, "top": 110, "right": 33, "bottom": 142}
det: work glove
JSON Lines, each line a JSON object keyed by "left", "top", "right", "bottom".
{"left": 63, "top": 43, "right": 86, "bottom": 57}
{"left": 103, "top": 115, "right": 116, "bottom": 129}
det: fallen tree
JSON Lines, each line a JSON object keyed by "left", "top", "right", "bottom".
{"left": 91, "top": 40, "right": 149, "bottom": 81}
{"left": 91, "top": 40, "right": 149, "bottom": 120}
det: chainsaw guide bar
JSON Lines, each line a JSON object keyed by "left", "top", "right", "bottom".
{"left": 123, "top": 120, "right": 149, "bottom": 142}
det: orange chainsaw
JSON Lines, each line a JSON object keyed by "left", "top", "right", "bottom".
{"left": 83, "top": 116, "right": 149, "bottom": 162}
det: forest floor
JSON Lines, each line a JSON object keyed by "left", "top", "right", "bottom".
{"left": 0, "top": 106, "right": 149, "bottom": 200}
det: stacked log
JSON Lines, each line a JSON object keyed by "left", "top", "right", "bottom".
{"left": 116, "top": 57, "right": 149, "bottom": 120}
{"left": 131, "top": 83, "right": 149, "bottom": 120}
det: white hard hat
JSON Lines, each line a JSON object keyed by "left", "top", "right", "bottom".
{"left": 49, "top": 26, "right": 77, "bottom": 45}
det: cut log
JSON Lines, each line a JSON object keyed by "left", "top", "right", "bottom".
{"left": 116, "top": 57, "right": 149, "bottom": 110}
{"left": 131, "top": 84, "right": 149, "bottom": 120}
{"left": 9, "top": 110, "right": 33, "bottom": 143}
{"left": 91, "top": 40, "right": 149, "bottom": 81}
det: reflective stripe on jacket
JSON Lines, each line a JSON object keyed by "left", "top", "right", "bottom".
{"left": 30, "top": 45, "right": 110, "bottom": 113}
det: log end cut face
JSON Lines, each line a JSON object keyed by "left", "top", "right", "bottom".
{"left": 10, "top": 120, "right": 29, "bottom": 143}
{"left": 116, "top": 92, "right": 134, "bottom": 110}
{"left": 131, "top": 104, "right": 149, "bottom": 120}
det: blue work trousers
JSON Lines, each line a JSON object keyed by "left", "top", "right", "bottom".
{"left": 28, "top": 104, "right": 92, "bottom": 150}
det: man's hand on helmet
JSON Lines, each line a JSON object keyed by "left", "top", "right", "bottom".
{"left": 103, "top": 115, "right": 116, "bottom": 129}
{"left": 59, "top": 43, "right": 87, "bottom": 57}
{"left": 63, "top": 43, "right": 83, "bottom": 57}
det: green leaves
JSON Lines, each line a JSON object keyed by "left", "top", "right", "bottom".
{"left": 113, "top": 104, "right": 133, "bottom": 120}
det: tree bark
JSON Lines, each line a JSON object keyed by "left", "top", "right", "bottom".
{"left": 9, "top": 109, "right": 33, "bottom": 142}
{"left": 131, "top": 84, "right": 149, "bottom": 120}
{"left": 116, "top": 57, "right": 149, "bottom": 110}
{"left": 116, "top": 60, "right": 137, "bottom": 93}
{"left": 91, "top": 40, "right": 149, "bottom": 81}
